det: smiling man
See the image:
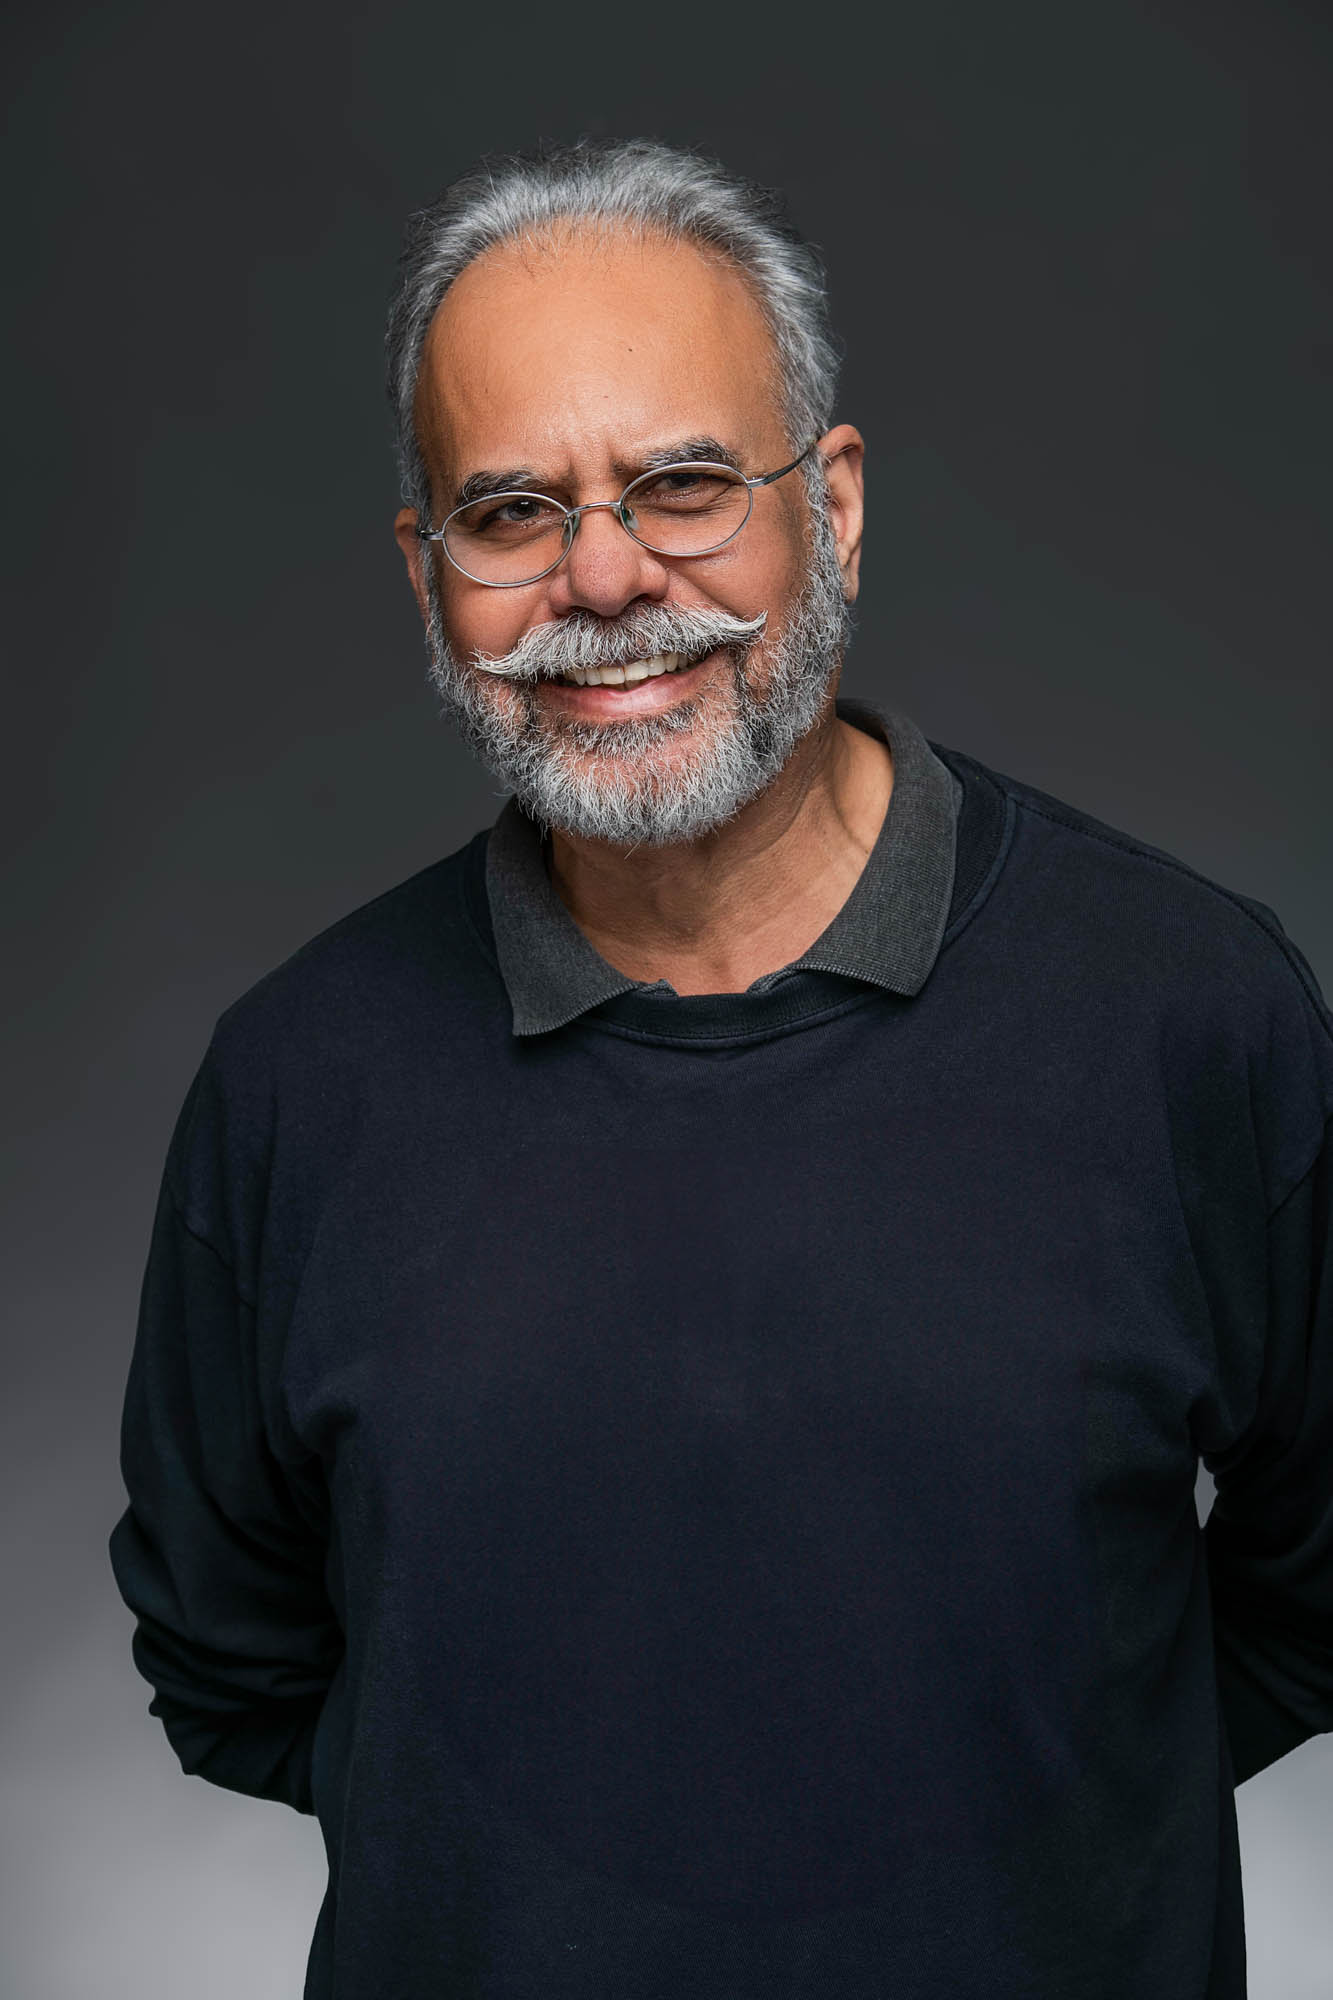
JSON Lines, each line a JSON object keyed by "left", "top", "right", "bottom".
{"left": 394, "top": 200, "right": 889, "bottom": 993}
{"left": 111, "top": 140, "right": 1333, "bottom": 1999}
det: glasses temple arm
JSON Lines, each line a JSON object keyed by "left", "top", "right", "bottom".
{"left": 750, "top": 436, "right": 823, "bottom": 489}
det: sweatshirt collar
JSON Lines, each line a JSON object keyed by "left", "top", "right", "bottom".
{"left": 485, "top": 699, "right": 962, "bottom": 1037}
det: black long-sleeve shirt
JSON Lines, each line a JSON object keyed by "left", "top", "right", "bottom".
{"left": 110, "top": 707, "right": 1333, "bottom": 1997}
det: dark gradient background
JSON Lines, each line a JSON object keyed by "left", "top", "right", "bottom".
{"left": 4, "top": 2, "right": 1330, "bottom": 1992}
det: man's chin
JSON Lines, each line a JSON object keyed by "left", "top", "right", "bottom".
{"left": 532, "top": 698, "right": 710, "bottom": 758}
{"left": 520, "top": 789, "right": 744, "bottom": 850}
{"left": 528, "top": 722, "right": 795, "bottom": 846}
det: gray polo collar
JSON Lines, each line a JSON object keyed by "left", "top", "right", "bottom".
{"left": 485, "top": 699, "right": 962, "bottom": 1037}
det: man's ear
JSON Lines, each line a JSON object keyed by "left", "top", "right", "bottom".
{"left": 394, "top": 507, "right": 430, "bottom": 624}
{"left": 817, "top": 423, "right": 865, "bottom": 605}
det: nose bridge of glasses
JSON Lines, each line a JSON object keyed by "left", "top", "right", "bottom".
{"left": 567, "top": 497, "right": 631, "bottom": 527}
{"left": 563, "top": 496, "right": 641, "bottom": 554}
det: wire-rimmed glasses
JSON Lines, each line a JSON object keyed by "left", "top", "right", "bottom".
{"left": 416, "top": 437, "right": 821, "bottom": 588}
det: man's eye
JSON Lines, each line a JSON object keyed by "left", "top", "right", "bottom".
{"left": 490, "top": 497, "right": 544, "bottom": 525}
{"left": 635, "top": 470, "right": 736, "bottom": 508}
{"left": 467, "top": 496, "right": 561, "bottom": 536}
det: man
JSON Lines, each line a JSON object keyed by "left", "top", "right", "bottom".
{"left": 110, "top": 139, "right": 1332, "bottom": 1998}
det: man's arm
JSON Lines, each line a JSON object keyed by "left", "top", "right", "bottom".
{"left": 109, "top": 1140, "right": 342, "bottom": 1813}
{"left": 1205, "top": 1119, "right": 1333, "bottom": 1784}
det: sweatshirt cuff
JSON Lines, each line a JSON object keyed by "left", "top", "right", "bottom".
{"left": 153, "top": 1692, "right": 321, "bottom": 1814}
{"left": 1214, "top": 1638, "right": 1316, "bottom": 1785}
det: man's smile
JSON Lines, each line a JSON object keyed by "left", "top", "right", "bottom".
{"left": 531, "top": 648, "right": 718, "bottom": 716}
{"left": 545, "top": 648, "right": 696, "bottom": 687}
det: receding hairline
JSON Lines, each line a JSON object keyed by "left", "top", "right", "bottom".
{"left": 386, "top": 139, "right": 840, "bottom": 513}
{"left": 412, "top": 215, "right": 792, "bottom": 461}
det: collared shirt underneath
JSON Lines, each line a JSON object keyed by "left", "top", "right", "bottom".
{"left": 485, "top": 699, "right": 964, "bottom": 1036}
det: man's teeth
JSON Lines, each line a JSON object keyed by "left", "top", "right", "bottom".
{"left": 551, "top": 651, "right": 694, "bottom": 687}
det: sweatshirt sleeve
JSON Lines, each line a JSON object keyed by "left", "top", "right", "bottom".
{"left": 109, "top": 1059, "right": 343, "bottom": 1813}
{"left": 1204, "top": 1108, "right": 1333, "bottom": 1785}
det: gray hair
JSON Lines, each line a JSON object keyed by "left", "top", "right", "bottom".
{"left": 384, "top": 137, "right": 840, "bottom": 520}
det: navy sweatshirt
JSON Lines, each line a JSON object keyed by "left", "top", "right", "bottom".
{"left": 110, "top": 735, "right": 1333, "bottom": 1998}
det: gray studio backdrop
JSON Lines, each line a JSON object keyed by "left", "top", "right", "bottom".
{"left": 4, "top": 2, "right": 1330, "bottom": 1993}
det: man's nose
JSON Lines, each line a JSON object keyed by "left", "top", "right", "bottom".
{"left": 546, "top": 503, "right": 670, "bottom": 618}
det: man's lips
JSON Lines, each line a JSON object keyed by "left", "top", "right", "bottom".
{"left": 526, "top": 650, "right": 717, "bottom": 717}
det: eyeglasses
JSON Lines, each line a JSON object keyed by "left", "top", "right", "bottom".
{"left": 417, "top": 437, "right": 822, "bottom": 588}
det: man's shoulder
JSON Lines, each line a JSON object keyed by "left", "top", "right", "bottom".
{"left": 942, "top": 740, "right": 1331, "bottom": 1046}
{"left": 159, "top": 829, "right": 504, "bottom": 1234}
{"left": 952, "top": 742, "right": 1298, "bottom": 939}
{"left": 208, "top": 826, "right": 497, "bottom": 1069}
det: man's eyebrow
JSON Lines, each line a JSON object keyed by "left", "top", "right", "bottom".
{"left": 632, "top": 437, "right": 743, "bottom": 475}
{"left": 452, "top": 438, "right": 746, "bottom": 509}
{"left": 453, "top": 468, "right": 543, "bottom": 508}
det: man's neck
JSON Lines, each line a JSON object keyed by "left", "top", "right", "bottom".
{"left": 545, "top": 709, "right": 895, "bottom": 996}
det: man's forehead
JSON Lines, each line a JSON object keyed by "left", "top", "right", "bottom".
{"left": 431, "top": 222, "right": 765, "bottom": 328}
{"left": 415, "top": 225, "right": 785, "bottom": 473}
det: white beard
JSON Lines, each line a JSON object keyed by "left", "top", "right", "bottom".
{"left": 421, "top": 495, "right": 852, "bottom": 848}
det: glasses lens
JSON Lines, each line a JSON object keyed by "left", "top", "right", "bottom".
{"left": 443, "top": 493, "right": 569, "bottom": 583}
{"left": 621, "top": 465, "right": 750, "bottom": 555}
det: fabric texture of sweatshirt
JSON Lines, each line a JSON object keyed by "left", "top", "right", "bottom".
{"left": 109, "top": 706, "right": 1333, "bottom": 1999}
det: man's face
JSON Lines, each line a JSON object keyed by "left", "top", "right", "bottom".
{"left": 395, "top": 227, "right": 862, "bottom": 846}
